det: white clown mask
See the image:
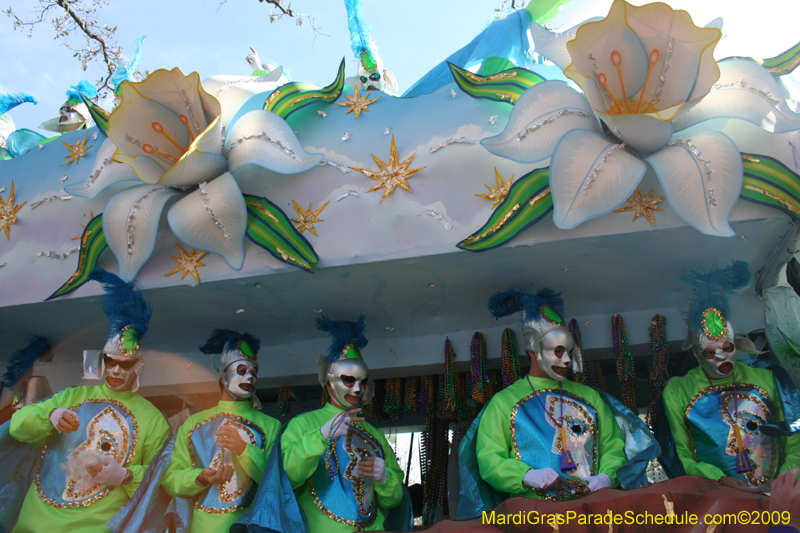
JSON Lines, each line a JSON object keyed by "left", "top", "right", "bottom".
{"left": 222, "top": 359, "right": 258, "bottom": 400}
{"left": 682, "top": 307, "right": 740, "bottom": 380}
{"left": 529, "top": 327, "right": 576, "bottom": 382}
{"left": 327, "top": 357, "right": 371, "bottom": 408}
{"left": 103, "top": 353, "right": 142, "bottom": 392}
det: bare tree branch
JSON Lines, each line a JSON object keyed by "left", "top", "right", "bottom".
{"left": 4, "top": 0, "right": 122, "bottom": 97}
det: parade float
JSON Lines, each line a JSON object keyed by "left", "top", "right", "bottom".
{"left": 1, "top": 0, "right": 800, "bottom": 529}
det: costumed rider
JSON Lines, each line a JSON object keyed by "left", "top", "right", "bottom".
{"left": 6, "top": 269, "right": 169, "bottom": 533}
{"left": 344, "top": 0, "right": 398, "bottom": 94}
{"left": 161, "top": 329, "right": 280, "bottom": 531}
{"left": 662, "top": 261, "right": 800, "bottom": 487}
{"left": 459, "top": 287, "right": 643, "bottom": 514}
{"left": 38, "top": 81, "right": 97, "bottom": 133}
{"left": 280, "top": 315, "right": 410, "bottom": 532}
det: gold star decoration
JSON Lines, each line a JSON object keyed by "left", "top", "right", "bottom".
{"left": 476, "top": 168, "right": 514, "bottom": 209}
{"left": 0, "top": 180, "right": 26, "bottom": 239}
{"left": 613, "top": 187, "right": 665, "bottom": 226}
{"left": 291, "top": 200, "right": 329, "bottom": 236}
{"left": 71, "top": 212, "right": 94, "bottom": 241}
{"left": 350, "top": 135, "right": 426, "bottom": 202}
{"left": 61, "top": 133, "right": 92, "bottom": 166}
{"left": 333, "top": 84, "right": 381, "bottom": 119}
{"left": 165, "top": 243, "right": 207, "bottom": 283}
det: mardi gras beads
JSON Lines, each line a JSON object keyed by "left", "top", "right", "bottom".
{"left": 384, "top": 377, "right": 403, "bottom": 420}
{"left": 568, "top": 319, "right": 587, "bottom": 384}
{"left": 277, "top": 386, "right": 291, "bottom": 418}
{"left": 613, "top": 314, "right": 638, "bottom": 412}
{"left": 647, "top": 314, "right": 668, "bottom": 431}
{"left": 403, "top": 376, "right": 418, "bottom": 414}
{"left": 439, "top": 338, "right": 457, "bottom": 419}
{"left": 500, "top": 327, "right": 521, "bottom": 388}
{"left": 470, "top": 332, "right": 489, "bottom": 405}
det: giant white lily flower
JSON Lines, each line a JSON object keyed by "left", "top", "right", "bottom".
{"left": 68, "top": 67, "right": 322, "bottom": 280}
{"left": 483, "top": 0, "right": 800, "bottom": 236}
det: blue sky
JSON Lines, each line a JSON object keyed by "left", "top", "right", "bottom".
{"left": 1, "top": 0, "right": 798, "bottom": 132}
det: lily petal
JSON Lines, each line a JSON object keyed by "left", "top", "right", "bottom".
{"left": 624, "top": 1, "right": 721, "bottom": 109}
{"left": 646, "top": 131, "right": 742, "bottom": 237}
{"left": 102, "top": 184, "right": 180, "bottom": 281}
{"left": 202, "top": 68, "right": 285, "bottom": 130}
{"left": 225, "top": 110, "right": 323, "bottom": 174}
{"left": 66, "top": 138, "right": 139, "bottom": 198}
{"left": 481, "top": 81, "right": 601, "bottom": 164}
{"left": 565, "top": 0, "right": 649, "bottom": 107}
{"left": 529, "top": 19, "right": 601, "bottom": 71}
{"left": 130, "top": 68, "right": 220, "bottom": 133}
{"left": 550, "top": 129, "right": 646, "bottom": 229}
{"left": 600, "top": 111, "right": 674, "bottom": 154}
{"left": 674, "top": 61, "right": 800, "bottom": 133}
{"left": 167, "top": 173, "right": 247, "bottom": 270}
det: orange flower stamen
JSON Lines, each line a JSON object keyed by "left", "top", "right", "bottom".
{"left": 636, "top": 49, "right": 660, "bottom": 114}
{"left": 151, "top": 122, "right": 187, "bottom": 155}
{"left": 611, "top": 51, "right": 631, "bottom": 113}
{"left": 179, "top": 115, "right": 196, "bottom": 142}
{"left": 142, "top": 143, "right": 177, "bottom": 163}
{"left": 598, "top": 73, "right": 623, "bottom": 115}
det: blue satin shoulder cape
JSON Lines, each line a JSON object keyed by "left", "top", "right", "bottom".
{"left": 0, "top": 420, "right": 42, "bottom": 533}
{"left": 456, "top": 387, "right": 661, "bottom": 520}
{"left": 231, "top": 424, "right": 414, "bottom": 533}
{"left": 106, "top": 435, "right": 193, "bottom": 533}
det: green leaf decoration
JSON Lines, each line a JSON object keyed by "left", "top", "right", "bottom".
{"left": 244, "top": 194, "right": 319, "bottom": 273}
{"left": 778, "top": 328, "right": 800, "bottom": 359}
{"left": 263, "top": 59, "right": 346, "bottom": 120}
{"left": 447, "top": 62, "right": 546, "bottom": 105}
{"left": 46, "top": 213, "right": 108, "bottom": 300}
{"left": 723, "top": 39, "right": 800, "bottom": 76}
{"left": 80, "top": 95, "right": 110, "bottom": 136}
{"left": 458, "top": 167, "right": 552, "bottom": 252}
{"left": 739, "top": 153, "right": 800, "bottom": 218}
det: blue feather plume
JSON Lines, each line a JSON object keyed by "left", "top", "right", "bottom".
{"left": 198, "top": 329, "right": 261, "bottom": 355}
{"left": 66, "top": 80, "right": 98, "bottom": 103}
{"left": 88, "top": 269, "right": 151, "bottom": 338}
{"left": 2, "top": 336, "right": 49, "bottom": 388}
{"left": 488, "top": 287, "right": 565, "bottom": 322}
{"left": 110, "top": 37, "right": 146, "bottom": 90}
{"left": 344, "top": 0, "right": 375, "bottom": 61}
{"left": 0, "top": 92, "right": 37, "bottom": 117}
{"left": 316, "top": 314, "right": 368, "bottom": 364}
{"left": 680, "top": 260, "right": 751, "bottom": 332}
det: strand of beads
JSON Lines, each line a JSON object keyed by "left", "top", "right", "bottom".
{"left": 454, "top": 372, "right": 472, "bottom": 421}
{"left": 613, "top": 314, "right": 638, "bottom": 412}
{"left": 588, "top": 360, "right": 606, "bottom": 391}
{"left": 568, "top": 319, "right": 587, "bottom": 384}
{"left": 647, "top": 314, "right": 668, "bottom": 431}
{"left": 500, "top": 328, "right": 521, "bottom": 388}
{"left": 277, "top": 386, "right": 291, "bottom": 418}
{"left": 403, "top": 376, "right": 418, "bottom": 414}
{"left": 320, "top": 387, "right": 330, "bottom": 408}
{"left": 470, "top": 332, "right": 489, "bottom": 405}
{"left": 384, "top": 378, "right": 403, "bottom": 420}
{"left": 419, "top": 375, "right": 435, "bottom": 414}
{"left": 439, "top": 338, "right": 457, "bottom": 419}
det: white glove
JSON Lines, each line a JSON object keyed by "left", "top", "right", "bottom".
{"left": 523, "top": 467, "right": 560, "bottom": 490}
{"left": 49, "top": 408, "right": 78, "bottom": 433}
{"left": 320, "top": 411, "right": 351, "bottom": 441}
{"left": 91, "top": 454, "right": 128, "bottom": 486}
{"left": 372, "top": 457, "right": 388, "bottom": 484}
{"left": 585, "top": 473, "right": 612, "bottom": 492}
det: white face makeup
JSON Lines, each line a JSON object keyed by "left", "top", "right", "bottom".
{"left": 222, "top": 360, "right": 258, "bottom": 400}
{"left": 327, "top": 358, "right": 369, "bottom": 408}
{"left": 693, "top": 340, "right": 736, "bottom": 379}
{"left": 103, "top": 353, "right": 140, "bottom": 392}
{"left": 536, "top": 328, "right": 575, "bottom": 381}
